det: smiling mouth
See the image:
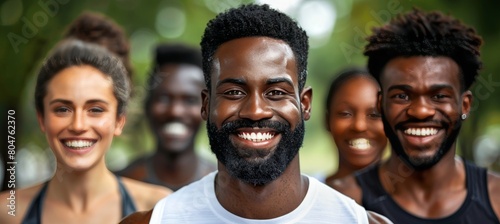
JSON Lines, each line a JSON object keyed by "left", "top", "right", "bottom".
{"left": 349, "top": 138, "right": 371, "bottom": 150}
{"left": 237, "top": 132, "right": 275, "bottom": 142}
{"left": 162, "top": 122, "right": 188, "bottom": 137}
{"left": 63, "top": 140, "right": 96, "bottom": 149}
{"left": 403, "top": 127, "right": 439, "bottom": 136}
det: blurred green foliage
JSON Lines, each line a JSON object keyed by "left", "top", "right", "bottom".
{"left": 1, "top": 0, "right": 499, "bottom": 190}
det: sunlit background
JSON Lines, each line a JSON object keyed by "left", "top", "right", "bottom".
{"left": 1, "top": 0, "right": 499, "bottom": 190}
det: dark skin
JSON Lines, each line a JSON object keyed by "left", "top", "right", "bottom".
{"left": 120, "top": 210, "right": 153, "bottom": 224}
{"left": 333, "top": 56, "right": 500, "bottom": 219}
{"left": 204, "top": 37, "right": 312, "bottom": 219}
{"left": 325, "top": 76, "right": 387, "bottom": 184}
{"left": 120, "top": 37, "right": 390, "bottom": 223}
{"left": 117, "top": 64, "right": 215, "bottom": 190}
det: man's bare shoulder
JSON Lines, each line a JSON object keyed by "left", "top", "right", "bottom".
{"left": 325, "top": 174, "right": 362, "bottom": 204}
{"left": 487, "top": 170, "right": 500, "bottom": 218}
{"left": 120, "top": 208, "right": 153, "bottom": 224}
{"left": 121, "top": 177, "right": 172, "bottom": 211}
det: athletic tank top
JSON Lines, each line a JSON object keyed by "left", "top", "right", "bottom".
{"left": 21, "top": 176, "right": 137, "bottom": 224}
{"left": 355, "top": 160, "right": 500, "bottom": 224}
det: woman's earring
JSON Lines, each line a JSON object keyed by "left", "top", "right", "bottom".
{"left": 461, "top": 114, "right": 467, "bottom": 120}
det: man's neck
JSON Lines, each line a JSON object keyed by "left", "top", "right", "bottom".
{"left": 328, "top": 158, "right": 376, "bottom": 182}
{"left": 214, "top": 155, "right": 308, "bottom": 219}
{"left": 378, "top": 148, "right": 469, "bottom": 219}
{"left": 151, "top": 149, "right": 200, "bottom": 188}
{"left": 154, "top": 147, "right": 197, "bottom": 169}
{"left": 381, "top": 151, "right": 465, "bottom": 196}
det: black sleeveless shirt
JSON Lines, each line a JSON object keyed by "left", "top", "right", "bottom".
{"left": 21, "top": 176, "right": 137, "bottom": 224}
{"left": 355, "top": 160, "right": 499, "bottom": 224}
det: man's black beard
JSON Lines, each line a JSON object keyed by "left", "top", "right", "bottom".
{"left": 382, "top": 111, "right": 462, "bottom": 171}
{"left": 207, "top": 118, "right": 305, "bottom": 186}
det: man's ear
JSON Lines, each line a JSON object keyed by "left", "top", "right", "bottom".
{"left": 300, "top": 86, "right": 313, "bottom": 121}
{"left": 201, "top": 89, "right": 209, "bottom": 121}
{"left": 37, "top": 111, "right": 46, "bottom": 133}
{"left": 462, "top": 90, "right": 473, "bottom": 117}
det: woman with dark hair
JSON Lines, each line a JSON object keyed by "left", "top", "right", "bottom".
{"left": 324, "top": 67, "right": 387, "bottom": 186}
{"left": 0, "top": 40, "right": 170, "bottom": 224}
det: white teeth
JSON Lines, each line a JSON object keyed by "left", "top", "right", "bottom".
{"left": 404, "top": 128, "right": 438, "bottom": 136}
{"left": 163, "top": 122, "right": 188, "bottom": 136}
{"left": 238, "top": 132, "right": 274, "bottom": 142}
{"left": 64, "top": 140, "right": 94, "bottom": 148}
{"left": 349, "top": 138, "right": 370, "bottom": 150}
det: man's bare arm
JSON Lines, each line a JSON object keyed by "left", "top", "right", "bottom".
{"left": 120, "top": 209, "right": 153, "bottom": 224}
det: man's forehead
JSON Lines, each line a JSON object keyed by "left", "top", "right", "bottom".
{"left": 380, "top": 56, "right": 461, "bottom": 87}
{"left": 215, "top": 37, "right": 294, "bottom": 60}
{"left": 211, "top": 37, "right": 298, "bottom": 83}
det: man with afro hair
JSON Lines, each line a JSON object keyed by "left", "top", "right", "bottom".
{"left": 333, "top": 8, "right": 500, "bottom": 223}
{"left": 121, "top": 4, "right": 390, "bottom": 224}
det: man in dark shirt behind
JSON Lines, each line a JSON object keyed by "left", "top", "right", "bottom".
{"left": 333, "top": 8, "right": 500, "bottom": 224}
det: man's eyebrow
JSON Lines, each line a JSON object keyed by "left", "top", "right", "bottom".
{"left": 387, "top": 84, "right": 454, "bottom": 92}
{"left": 387, "top": 85, "right": 412, "bottom": 92}
{"left": 429, "top": 84, "right": 454, "bottom": 91}
{"left": 266, "top": 77, "right": 294, "bottom": 87}
{"left": 216, "top": 78, "right": 246, "bottom": 88}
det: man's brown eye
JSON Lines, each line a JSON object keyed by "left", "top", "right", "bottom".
{"left": 268, "top": 90, "right": 285, "bottom": 96}
{"left": 225, "top": 90, "right": 244, "bottom": 95}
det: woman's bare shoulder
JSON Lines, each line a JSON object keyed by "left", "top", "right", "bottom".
{"left": 121, "top": 177, "right": 172, "bottom": 211}
{"left": 0, "top": 182, "right": 47, "bottom": 223}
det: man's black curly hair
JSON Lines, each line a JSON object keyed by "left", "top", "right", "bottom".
{"left": 145, "top": 43, "right": 203, "bottom": 114}
{"left": 364, "top": 8, "right": 483, "bottom": 92}
{"left": 200, "top": 4, "right": 309, "bottom": 91}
